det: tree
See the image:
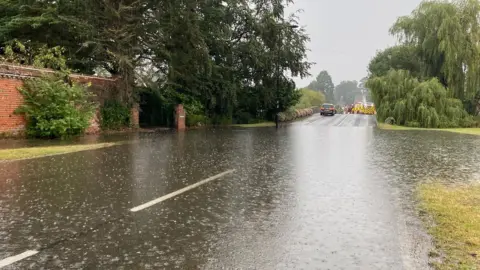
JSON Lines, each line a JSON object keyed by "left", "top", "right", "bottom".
{"left": 367, "top": 69, "right": 473, "bottom": 128}
{"left": 368, "top": 45, "right": 421, "bottom": 78}
{"left": 295, "top": 88, "right": 326, "bottom": 109}
{"left": 146, "top": 0, "right": 311, "bottom": 122}
{"left": 307, "top": 70, "right": 335, "bottom": 102}
{"left": 390, "top": 0, "right": 480, "bottom": 102}
{"left": 334, "top": 81, "right": 361, "bottom": 105}
{"left": 0, "top": 0, "right": 99, "bottom": 72}
{"left": 1, "top": 0, "right": 312, "bottom": 125}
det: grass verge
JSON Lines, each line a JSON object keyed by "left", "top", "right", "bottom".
{"left": 419, "top": 183, "right": 480, "bottom": 269}
{"left": 378, "top": 123, "right": 480, "bottom": 136}
{"left": 377, "top": 123, "right": 424, "bottom": 131}
{"left": 0, "top": 142, "right": 123, "bottom": 161}
{"left": 231, "top": 122, "right": 275, "bottom": 128}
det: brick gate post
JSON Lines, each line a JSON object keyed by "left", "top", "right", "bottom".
{"left": 175, "top": 104, "right": 186, "bottom": 131}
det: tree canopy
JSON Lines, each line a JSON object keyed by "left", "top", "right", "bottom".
{"left": 307, "top": 70, "right": 335, "bottom": 102}
{"left": 366, "top": 0, "right": 480, "bottom": 126}
{"left": 0, "top": 0, "right": 312, "bottom": 124}
{"left": 367, "top": 70, "right": 473, "bottom": 128}
{"left": 295, "top": 88, "right": 326, "bottom": 109}
{"left": 390, "top": 0, "right": 480, "bottom": 101}
{"left": 368, "top": 45, "right": 421, "bottom": 78}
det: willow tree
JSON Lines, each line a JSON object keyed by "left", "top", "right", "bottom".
{"left": 390, "top": 0, "right": 480, "bottom": 102}
{"left": 367, "top": 69, "right": 473, "bottom": 128}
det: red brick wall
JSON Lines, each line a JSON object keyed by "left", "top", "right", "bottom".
{"left": 0, "top": 78, "right": 26, "bottom": 133}
{"left": 0, "top": 63, "right": 139, "bottom": 135}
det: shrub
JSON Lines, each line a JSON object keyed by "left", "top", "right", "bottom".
{"left": 1, "top": 40, "right": 67, "bottom": 71}
{"left": 186, "top": 114, "right": 210, "bottom": 127}
{"left": 211, "top": 115, "right": 232, "bottom": 125}
{"left": 101, "top": 100, "right": 131, "bottom": 130}
{"left": 335, "top": 105, "right": 343, "bottom": 114}
{"left": 16, "top": 74, "right": 96, "bottom": 139}
{"left": 234, "top": 111, "right": 254, "bottom": 124}
{"left": 278, "top": 107, "right": 313, "bottom": 122}
{"left": 385, "top": 117, "right": 396, "bottom": 125}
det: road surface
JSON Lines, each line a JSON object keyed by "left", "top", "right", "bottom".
{"left": 2, "top": 114, "right": 480, "bottom": 269}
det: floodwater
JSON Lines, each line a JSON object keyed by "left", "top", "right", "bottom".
{"left": 1, "top": 114, "right": 479, "bottom": 269}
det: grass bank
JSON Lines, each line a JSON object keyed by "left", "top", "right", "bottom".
{"left": 419, "top": 183, "right": 480, "bottom": 269}
{"left": 0, "top": 142, "right": 124, "bottom": 161}
{"left": 231, "top": 122, "right": 275, "bottom": 128}
{"left": 378, "top": 123, "right": 480, "bottom": 136}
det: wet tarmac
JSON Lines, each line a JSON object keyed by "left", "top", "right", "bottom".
{"left": 1, "top": 114, "right": 480, "bottom": 269}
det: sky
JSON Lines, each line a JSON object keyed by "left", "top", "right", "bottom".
{"left": 285, "top": 0, "right": 422, "bottom": 87}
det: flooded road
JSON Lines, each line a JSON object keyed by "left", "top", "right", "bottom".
{"left": 1, "top": 114, "right": 480, "bottom": 269}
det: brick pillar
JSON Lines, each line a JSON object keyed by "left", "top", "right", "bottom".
{"left": 175, "top": 104, "right": 186, "bottom": 131}
{"left": 85, "top": 108, "right": 101, "bottom": 134}
{"left": 130, "top": 104, "right": 139, "bottom": 128}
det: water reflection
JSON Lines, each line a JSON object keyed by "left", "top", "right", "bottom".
{"left": 2, "top": 126, "right": 480, "bottom": 268}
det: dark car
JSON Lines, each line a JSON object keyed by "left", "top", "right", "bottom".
{"left": 320, "top": 103, "right": 336, "bottom": 116}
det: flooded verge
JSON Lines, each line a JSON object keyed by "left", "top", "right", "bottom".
{"left": 1, "top": 117, "right": 479, "bottom": 268}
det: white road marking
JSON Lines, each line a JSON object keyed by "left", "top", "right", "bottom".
{"left": 0, "top": 250, "right": 38, "bottom": 268}
{"left": 335, "top": 115, "right": 349, "bottom": 126}
{"left": 130, "top": 169, "right": 236, "bottom": 212}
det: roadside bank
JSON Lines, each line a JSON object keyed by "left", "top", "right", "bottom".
{"left": 418, "top": 183, "right": 480, "bottom": 269}
{"left": 377, "top": 123, "right": 480, "bottom": 136}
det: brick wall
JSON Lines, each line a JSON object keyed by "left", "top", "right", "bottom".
{"left": 0, "top": 63, "right": 138, "bottom": 136}
{"left": 0, "top": 78, "right": 25, "bottom": 134}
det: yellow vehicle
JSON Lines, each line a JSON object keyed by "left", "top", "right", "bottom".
{"left": 351, "top": 102, "right": 376, "bottom": 115}
{"left": 363, "top": 102, "right": 376, "bottom": 115}
{"left": 351, "top": 102, "right": 364, "bottom": 114}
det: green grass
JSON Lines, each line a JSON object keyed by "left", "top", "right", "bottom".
{"left": 231, "top": 122, "right": 275, "bottom": 128}
{"left": 377, "top": 123, "right": 424, "bottom": 130}
{"left": 419, "top": 183, "right": 480, "bottom": 269}
{"left": 0, "top": 142, "right": 123, "bottom": 161}
{"left": 443, "top": 128, "right": 480, "bottom": 136}
{"left": 378, "top": 123, "right": 480, "bottom": 135}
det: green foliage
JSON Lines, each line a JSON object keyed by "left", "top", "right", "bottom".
{"left": 278, "top": 108, "right": 298, "bottom": 122}
{"left": 335, "top": 105, "right": 343, "bottom": 114}
{"left": 390, "top": 0, "right": 480, "bottom": 102}
{"left": 368, "top": 45, "right": 421, "bottom": 78}
{"left": 15, "top": 75, "right": 96, "bottom": 138}
{"left": 367, "top": 0, "right": 480, "bottom": 122}
{"left": 33, "top": 45, "right": 67, "bottom": 71}
{"left": 1, "top": 0, "right": 312, "bottom": 125}
{"left": 0, "top": 40, "right": 67, "bottom": 71}
{"left": 307, "top": 71, "right": 335, "bottom": 102}
{"left": 233, "top": 111, "right": 266, "bottom": 125}
{"left": 186, "top": 114, "right": 210, "bottom": 127}
{"left": 211, "top": 115, "right": 233, "bottom": 126}
{"left": 100, "top": 100, "right": 131, "bottom": 130}
{"left": 278, "top": 108, "right": 313, "bottom": 122}
{"left": 295, "top": 88, "right": 326, "bottom": 109}
{"left": 367, "top": 70, "right": 473, "bottom": 128}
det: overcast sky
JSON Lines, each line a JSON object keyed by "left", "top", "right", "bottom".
{"left": 286, "top": 0, "right": 422, "bottom": 87}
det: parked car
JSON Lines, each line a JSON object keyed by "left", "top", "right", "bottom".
{"left": 320, "top": 103, "right": 336, "bottom": 116}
